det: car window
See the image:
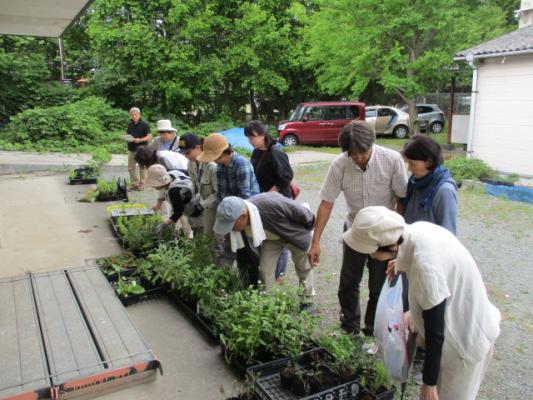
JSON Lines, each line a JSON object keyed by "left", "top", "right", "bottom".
{"left": 325, "top": 106, "right": 347, "bottom": 120}
{"left": 288, "top": 105, "right": 304, "bottom": 121}
{"left": 377, "top": 108, "right": 392, "bottom": 117}
{"left": 417, "top": 106, "right": 434, "bottom": 114}
{"left": 347, "top": 106, "right": 360, "bottom": 119}
{"left": 306, "top": 107, "right": 325, "bottom": 121}
{"left": 365, "top": 109, "right": 377, "bottom": 118}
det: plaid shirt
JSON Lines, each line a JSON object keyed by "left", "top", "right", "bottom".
{"left": 320, "top": 144, "right": 408, "bottom": 226}
{"left": 217, "top": 153, "right": 260, "bottom": 202}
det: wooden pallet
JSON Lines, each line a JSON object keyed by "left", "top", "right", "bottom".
{"left": 0, "top": 267, "right": 161, "bottom": 400}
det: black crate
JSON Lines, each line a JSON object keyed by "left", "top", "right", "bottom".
{"left": 112, "top": 277, "right": 165, "bottom": 307}
{"left": 166, "top": 291, "right": 219, "bottom": 343}
{"left": 222, "top": 343, "right": 280, "bottom": 379}
{"left": 96, "top": 193, "right": 128, "bottom": 202}
{"left": 247, "top": 349, "right": 379, "bottom": 400}
{"left": 68, "top": 167, "right": 98, "bottom": 185}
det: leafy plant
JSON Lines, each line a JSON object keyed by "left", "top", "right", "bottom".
{"left": 444, "top": 157, "right": 494, "bottom": 184}
{"left": 115, "top": 276, "right": 145, "bottom": 296}
{"left": 116, "top": 214, "right": 175, "bottom": 255}
{"left": 96, "top": 177, "right": 119, "bottom": 196}
{"left": 215, "top": 287, "right": 317, "bottom": 364}
{"left": 95, "top": 252, "right": 138, "bottom": 276}
{"left": 318, "top": 328, "right": 394, "bottom": 394}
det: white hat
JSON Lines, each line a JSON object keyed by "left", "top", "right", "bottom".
{"left": 342, "top": 206, "right": 405, "bottom": 254}
{"left": 145, "top": 164, "right": 172, "bottom": 188}
{"left": 156, "top": 119, "right": 177, "bottom": 132}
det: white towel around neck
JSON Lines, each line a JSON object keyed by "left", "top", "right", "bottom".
{"left": 229, "top": 200, "right": 266, "bottom": 252}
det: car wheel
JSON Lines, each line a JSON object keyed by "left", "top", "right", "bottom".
{"left": 282, "top": 134, "right": 298, "bottom": 147}
{"left": 393, "top": 125, "right": 408, "bottom": 139}
{"left": 430, "top": 121, "right": 443, "bottom": 133}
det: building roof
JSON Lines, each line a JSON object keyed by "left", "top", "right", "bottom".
{"left": 455, "top": 24, "right": 533, "bottom": 60}
{"left": 0, "top": 0, "right": 93, "bottom": 38}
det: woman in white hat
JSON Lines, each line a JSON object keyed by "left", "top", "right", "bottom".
{"left": 145, "top": 164, "right": 195, "bottom": 238}
{"left": 343, "top": 206, "right": 500, "bottom": 400}
{"left": 152, "top": 119, "right": 180, "bottom": 152}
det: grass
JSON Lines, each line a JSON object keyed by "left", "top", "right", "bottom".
{"left": 459, "top": 187, "right": 533, "bottom": 232}
{"left": 283, "top": 145, "right": 341, "bottom": 154}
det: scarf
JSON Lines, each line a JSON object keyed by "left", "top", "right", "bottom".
{"left": 402, "top": 165, "right": 452, "bottom": 211}
{"left": 229, "top": 200, "right": 266, "bottom": 252}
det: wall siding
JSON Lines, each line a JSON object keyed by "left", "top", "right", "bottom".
{"left": 472, "top": 54, "right": 533, "bottom": 176}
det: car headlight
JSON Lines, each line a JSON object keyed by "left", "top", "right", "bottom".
{"left": 278, "top": 124, "right": 286, "bottom": 130}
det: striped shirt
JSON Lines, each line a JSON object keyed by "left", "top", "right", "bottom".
{"left": 217, "top": 153, "right": 260, "bottom": 201}
{"left": 320, "top": 144, "right": 408, "bottom": 225}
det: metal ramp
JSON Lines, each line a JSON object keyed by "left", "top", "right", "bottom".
{"left": 0, "top": 267, "right": 161, "bottom": 400}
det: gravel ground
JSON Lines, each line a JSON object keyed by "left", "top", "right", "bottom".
{"left": 125, "top": 159, "right": 533, "bottom": 400}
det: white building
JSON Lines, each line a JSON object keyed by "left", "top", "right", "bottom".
{"left": 454, "top": 0, "right": 533, "bottom": 177}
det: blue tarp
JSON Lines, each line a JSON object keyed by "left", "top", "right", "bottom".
{"left": 220, "top": 127, "right": 253, "bottom": 152}
{"left": 485, "top": 183, "right": 533, "bottom": 204}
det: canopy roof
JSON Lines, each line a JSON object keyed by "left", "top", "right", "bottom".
{"left": 0, "top": 0, "right": 93, "bottom": 38}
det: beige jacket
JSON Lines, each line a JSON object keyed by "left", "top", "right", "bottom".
{"left": 188, "top": 160, "right": 218, "bottom": 210}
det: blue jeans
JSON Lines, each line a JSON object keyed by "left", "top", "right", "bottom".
{"left": 275, "top": 247, "right": 289, "bottom": 279}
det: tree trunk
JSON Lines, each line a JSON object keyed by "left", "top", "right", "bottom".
{"left": 250, "top": 89, "right": 258, "bottom": 120}
{"left": 406, "top": 98, "right": 420, "bottom": 136}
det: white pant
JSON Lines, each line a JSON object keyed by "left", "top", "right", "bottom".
{"left": 437, "top": 345, "right": 493, "bottom": 400}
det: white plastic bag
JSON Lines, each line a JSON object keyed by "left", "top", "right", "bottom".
{"left": 374, "top": 276, "right": 409, "bottom": 383}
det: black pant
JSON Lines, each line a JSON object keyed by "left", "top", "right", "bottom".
{"left": 235, "top": 232, "right": 259, "bottom": 287}
{"left": 338, "top": 224, "right": 388, "bottom": 335}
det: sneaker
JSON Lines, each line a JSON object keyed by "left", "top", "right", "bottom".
{"left": 340, "top": 324, "right": 360, "bottom": 337}
{"left": 362, "top": 342, "right": 379, "bottom": 355}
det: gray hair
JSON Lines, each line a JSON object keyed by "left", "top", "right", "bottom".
{"left": 338, "top": 120, "right": 375, "bottom": 153}
{"left": 129, "top": 107, "right": 141, "bottom": 114}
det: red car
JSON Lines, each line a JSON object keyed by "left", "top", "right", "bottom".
{"left": 277, "top": 101, "right": 365, "bottom": 146}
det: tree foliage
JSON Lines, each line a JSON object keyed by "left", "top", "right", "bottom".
{"left": 304, "top": 0, "right": 507, "bottom": 132}
{"left": 86, "top": 0, "right": 319, "bottom": 122}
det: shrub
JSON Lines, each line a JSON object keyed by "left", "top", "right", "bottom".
{"left": 193, "top": 115, "right": 235, "bottom": 137}
{"left": 444, "top": 157, "right": 494, "bottom": 184}
{"left": 0, "top": 96, "right": 128, "bottom": 154}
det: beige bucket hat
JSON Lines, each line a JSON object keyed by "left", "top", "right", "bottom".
{"left": 342, "top": 206, "right": 405, "bottom": 254}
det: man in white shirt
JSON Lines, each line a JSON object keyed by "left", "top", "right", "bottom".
{"left": 343, "top": 206, "right": 501, "bottom": 400}
{"left": 308, "top": 120, "right": 407, "bottom": 336}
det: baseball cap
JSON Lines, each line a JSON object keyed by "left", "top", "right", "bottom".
{"left": 178, "top": 133, "right": 202, "bottom": 154}
{"left": 213, "top": 197, "right": 246, "bottom": 235}
{"left": 342, "top": 206, "right": 405, "bottom": 254}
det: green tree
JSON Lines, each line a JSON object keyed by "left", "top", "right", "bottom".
{"left": 304, "top": 0, "right": 507, "bottom": 134}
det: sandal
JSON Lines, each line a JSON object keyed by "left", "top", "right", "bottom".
{"left": 128, "top": 184, "right": 139, "bottom": 191}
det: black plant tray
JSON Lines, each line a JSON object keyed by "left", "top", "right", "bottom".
{"left": 112, "top": 277, "right": 165, "bottom": 307}
{"left": 118, "top": 286, "right": 165, "bottom": 307}
{"left": 69, "top": 177, "right": 98, "bottom": 185}
{"left": 222, "top": 343, "right": 280, "bottom": 379}
{"left": 109, "top": 216, "right": 126, "bottom": 246}
{"left": 103, "top": 267, "right": 136, "bottom": 283}
{"left": 166, "top": 290, "right": 219, "bottom": 344}
{"left": 247, "top": 348, "right": 380, "bottom": 400}
{"left": 69, "top": 167, "right": 98, "bottom": 185}
{"left": 97, "top": 192, "right": 128, "bottom": 202}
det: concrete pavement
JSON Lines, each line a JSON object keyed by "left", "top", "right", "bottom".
{"left": 0, "top": 172, "right": 239, "bottom": 399}
{"left": 0, "top": 149, "right": 338, "bottom": 176}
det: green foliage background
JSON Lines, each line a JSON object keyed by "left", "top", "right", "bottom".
{"left": 0, "top": 0, "right": 519, "bottom": 154}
